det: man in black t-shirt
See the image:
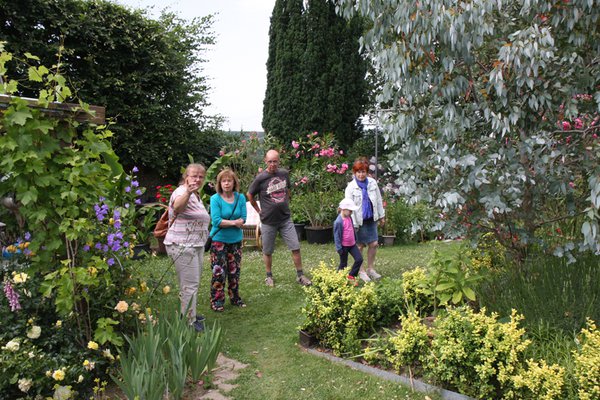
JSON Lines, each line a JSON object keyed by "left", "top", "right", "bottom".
{"left": 247, "top": 150, "right": 312, "bottom": 287}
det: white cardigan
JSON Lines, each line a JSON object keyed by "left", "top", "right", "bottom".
{"left": 344, "top": 177, "right": 385, "bottom": 227}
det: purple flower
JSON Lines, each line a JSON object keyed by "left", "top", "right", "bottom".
{"left": 135, "top": 189, "right": 143, "bottom": 196}
{"left": 114, "top": 220, "right": 121, "bottom": 229}
{"left": 135, "top": 199, "right": 142, "bottom": 205}
{"left": 102, "top": 245, "right": 109, "bottom": 253}
{"left": 132, "top": 181, "right": 139, "bottom": 187}
{"left": 95, "top": 242, "right": 102, "bottom": 250}
{"left": 3, "top": 281, "right": 21, "bottom": 312}
{"left": 107, "top": 258, "right": 115, "bottom": 266}
{"left": 99, "top": 196, "right": 106, "bottom": 202}
{"left": 111, "top": 243, "right": 121, "bottom": 252}
{"left": 24, "top": 232, "right": 31, "bottom": 241}
{"left": 123, "top": 241, "right": 130, "bottom": 248}
{"left": 132, "top": 166, "right": 139, "bottom": 173}
{"left": 83, "top": 245, "right": 91, "bottom": 252}
{"left": 125, "top": 203, "right": 130, "bottom": 209}
{"left": 125, "top": 186, "right": 131, "bottom": 193}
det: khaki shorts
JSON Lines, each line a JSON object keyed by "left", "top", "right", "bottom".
{"left": 260, "top": 218, "right": 300, "bottom": 255}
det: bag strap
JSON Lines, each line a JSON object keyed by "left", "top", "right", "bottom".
{"left": 210, "top": 193, "right": 240, "bottom": 238}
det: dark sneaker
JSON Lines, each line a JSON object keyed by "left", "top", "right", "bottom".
{"left": 193, "top": 316, "right": 205, "bottom": 333}
{"left": 296, "top": 275, "right": 312, "bottom": 286}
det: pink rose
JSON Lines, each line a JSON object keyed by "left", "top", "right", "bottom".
{"left": 292, "top": 140, "right": 299, "bottom": 149}
{"left": 562, "top": 121, "right": 571, "bottom": 130}
{"left": 574, "top": 118, "right": 583, "bottom": 129}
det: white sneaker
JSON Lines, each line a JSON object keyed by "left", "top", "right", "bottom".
{"left": 358, "top": 271, "right": 371, "bottom": 282}
{"left": 367, "top": 268, "right": 381, "bottom": 280}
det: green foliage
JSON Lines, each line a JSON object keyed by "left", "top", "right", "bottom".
{"left": 263, "top": 0, "right": 370, "bottom": 148}
{"left": 113, "top": 307, "right": 223, "bottom": 400}
{"left": 424, "top": 307, "right": 530, "bottom": 399}
{"left": 400, "top": 267, "right": 432, "bottom": 313}
{"left": 301, "top": 261, "right": 378, "bottom": 355}
{"left": 385, "top": 311, "right": 429, "bottom": 373}
{"left": 214, "top": 132, "right": 283, "bottom": 193}
{"left": 508, "top": 359, "right": 566, "bottom": 400}
{"left": 478, "top": 251, "right": 600, "bottom": 334}
{"left": 337, "top": 0, "right": 600, "bottom": 259}
{"left": 381, "top": 199, "right": 412, "bottom": 240}
{"left": 467, "top": 232, "right": 507, "bottom": 272}
{"left": 573, "top": 319, "right": 600, "bottom": 400}
{"left": 0, "top": 0, "right": 225, "bottom": 176}
{"left": 293, "top": 191, "right": 343, "bottom": 228}
{"left": 372, "top": 277, "right": 405, "bottom": 328}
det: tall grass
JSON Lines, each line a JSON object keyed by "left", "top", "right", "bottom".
{"left": 478, "top": 252, "right": 599, "bottom": 399}
{"left": 478, "top": 252, "right": 599, "bottom": 333}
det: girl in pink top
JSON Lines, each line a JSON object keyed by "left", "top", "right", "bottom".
{"left": 333, "top": 198, "right": 364, "bottom": 285}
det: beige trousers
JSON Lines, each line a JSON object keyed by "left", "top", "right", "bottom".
{"left": 166, "top": 245, "right": 204, "bottom": 322}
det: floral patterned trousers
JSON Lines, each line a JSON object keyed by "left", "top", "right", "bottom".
{"left": 209, "top": 241, "right": 243, "bottom": 309}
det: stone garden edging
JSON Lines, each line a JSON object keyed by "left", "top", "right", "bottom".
{"left": 303, "top": 347, "right": 475, "bottom": 400}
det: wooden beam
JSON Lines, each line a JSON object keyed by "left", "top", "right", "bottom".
{"left": 0, "top": 94, "right": 105, "bottom": 124}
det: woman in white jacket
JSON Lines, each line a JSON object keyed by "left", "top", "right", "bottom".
{"left": 344, "top": 159, "right": 385, "bottom": 282}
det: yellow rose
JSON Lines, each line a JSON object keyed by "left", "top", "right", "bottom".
{"left": 140, "top": 281, "right": 148, "bottom": 293}
{"left": 114, "top": 301, "right": 129, "bottom": 313}
{"left": 87, "top": 341, "right": 99, "bottom": 350}
{"left": 88, "top": 266, "right": 98, "bottom": 276}
{"left": 52, "top": 369, "right": 65, "bottom": 381}
{"left": 55, "top": 320, "right": 62, "bottom": 328}
{"left": 162, "top": 285, "right": 171, "bottom": 294}
{"left": 13, "top": 272, "right": 28, "bottom": 284}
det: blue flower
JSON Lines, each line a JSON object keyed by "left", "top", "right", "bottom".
{"left": 24, "top": 232, "right": 31, "bottom": 241}
{"left": 107, "top": 258, "right": 115, "bottom": 266}
{"left": 125, "top": 186, "right": 131, "bottom": 193}
{"left": 132, "top": 166, "right": 139, "bottom": 173}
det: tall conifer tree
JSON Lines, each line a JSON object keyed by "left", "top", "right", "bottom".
{"left": 263, "top": 0, "right": 369, "bottom": 148}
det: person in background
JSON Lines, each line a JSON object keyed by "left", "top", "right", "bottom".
{"left": 345, "top": 159, "right": 385, "bottom": 282}
{"left": 208, "top": 168, "right": 247, "bottom": 311}
{"left": 164, "top": 163, "right": 210, "bottom": 332}
{"left": 333, "top": 198, "right": 363, "bottom": 286}
{"left": 247, "top": 149, "right": 312, "bottom": 287}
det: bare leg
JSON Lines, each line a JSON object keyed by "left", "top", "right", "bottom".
{"left": 366, "top": 240, "right": 381, "bottom": 279}
{"left": 263, "top": 254, "right": 272, "bottom": 275}
{"left": 291, "top": 249, "right": 302, "bottom": 271}
{"left": 357, "top": 243, "right": 366, "bottom": 274}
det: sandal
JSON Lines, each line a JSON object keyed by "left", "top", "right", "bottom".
{"left": 232, "top": 299, "right": 246, "bottom": 308}
{"left": 211, "top": 304, "right": 224, "bottom": 312}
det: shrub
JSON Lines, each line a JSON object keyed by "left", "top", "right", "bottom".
{"left": 401, "top": 267, "right": 433, "bottom": 313}
{"left": 301, "top": 261, "right": 378, "bottom": 356}
{"left": 508, "top": 359, "right": 565, "bottom": 400}
{"left": 385, "top": 311, "right": 429, "bottom": 375}
{"left": 424, "top": 307, "right": 530, "bottom": 399}
{"left": 373, "top": 277, "right": 405, "bottom": 328}
{"left": 573, "top": 319, "right": 600, "bottom": 400}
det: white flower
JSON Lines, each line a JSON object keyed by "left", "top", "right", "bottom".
{"left": 4, "top": 340, "right": 19, "bottom": 352}
{"left": 12, "top": 272, "right": 28, "bottom": 283}
{"left": 27, "top": 325, "right": 41, "bottom": 339}
{"left": 18, "top": 378, "right": 32, "bottom": 393}
{"left": 102, "top": 348, "right": 115, "bottom": 361}
{"left": 53, "top": 385, "right": 72, "bottom": 400}
{"left": 77, "top": 375, "right": 84, "bottom": 383}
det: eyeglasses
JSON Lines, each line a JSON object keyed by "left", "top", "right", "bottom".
{"left": 266, "top": 160, "right": 279, "bottom": 164}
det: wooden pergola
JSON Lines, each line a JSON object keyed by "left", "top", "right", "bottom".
{"left": 0, "top": 94, "right": 105, "bottom": 124}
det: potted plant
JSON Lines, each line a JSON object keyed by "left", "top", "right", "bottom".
{"left": 293, "top": 191, "right": 343, "bottom": 244}
{"left": 381, "top": 199, "right": 414, "bottom": 245}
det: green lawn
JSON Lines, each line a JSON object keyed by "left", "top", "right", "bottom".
{"left": 137, "top": 240, "right": 460, "bottom": 400}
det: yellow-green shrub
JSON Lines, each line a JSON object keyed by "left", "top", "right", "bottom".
{"left": 424, "top": 307, "right": 530, "bottom": 399}
{"left": 385, "top": 311, "right": 429, "bottom": 373}
{"left": 573, "top": 319, "right": 600, "bottom": 400}
{"left": 467, "top": 232, "right": 506, "bottom": 272}
{"left": 300, "top": 261, "right": 377, "bottom": 356}
{"left": 508, "top": 359, "right": 565, "bottom": 400}
{"left": 401, "top": 267, "right": 432, "bottom": 312}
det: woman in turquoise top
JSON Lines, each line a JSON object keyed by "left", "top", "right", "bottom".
{"left": 208, "top": 168, "right": 247, "bottom": 311}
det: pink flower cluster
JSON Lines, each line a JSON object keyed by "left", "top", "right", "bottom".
{"left": 319, "top": 147, "right": 336, "bottom": 157}
{"left": 294, "top": 176, "right": 309, "bottom": 186}
{"left": 326, "top": 163, "right": 349, "bottom": 174}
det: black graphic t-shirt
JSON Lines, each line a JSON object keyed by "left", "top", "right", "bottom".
{"left": 248, "top": 169, "right": 291, "bottom": 225}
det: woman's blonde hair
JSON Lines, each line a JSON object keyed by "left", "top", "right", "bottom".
{"left": 183, "top": 163, "right": 206, "bottom": 180}
{"left": 215, "top": 168, "right": 240, "bottom": 194}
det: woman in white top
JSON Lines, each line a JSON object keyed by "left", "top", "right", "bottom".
{"left": 344, "top": 159, "right": 385, "bottom": 282}
{"left": 164, "top": 163, "right": 210, "bottom": 331}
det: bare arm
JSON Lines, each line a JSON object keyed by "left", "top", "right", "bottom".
{"left": 247, "top": 192, "right": 261, "bottom": 215}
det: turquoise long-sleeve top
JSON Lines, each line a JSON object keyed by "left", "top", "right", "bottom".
{"left": 209, "top": 192, "right": 247, "bottom": 243}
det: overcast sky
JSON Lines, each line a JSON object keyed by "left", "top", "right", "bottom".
{"left": 114, "top": 0, "right": 275, "bottom": 132}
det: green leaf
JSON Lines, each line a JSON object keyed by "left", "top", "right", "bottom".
{"left": 6, "top": 108, "right": 32, "bottom": 125}
{"left": 28, "top": 65, "right": 48, "bottom": 82}
{"left": 463, "top": 287, "right": 477, "bottom": 301}
{"left": 24, "top": 52, "right": 40, "bottom": 60}
{"left": 451, "top": 291, "right": 463, "bottom": 304}
{"left": 436, "top": 282, "right": 456, "bottom": 291}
